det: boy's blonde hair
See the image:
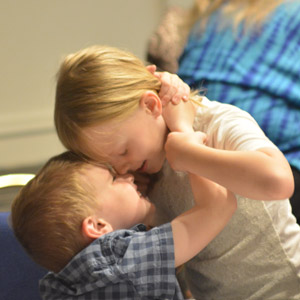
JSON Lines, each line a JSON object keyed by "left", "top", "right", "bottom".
{"left": 55, "top": 45, "right": 162, "bottom": 157}
{"left": 11, "top": 152, "right": 100, "bottom": 273}
{"left": 185, "top": 0, "right": 284, "bottom": 32}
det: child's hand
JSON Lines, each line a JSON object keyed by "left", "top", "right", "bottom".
{"left": 146, "top": 65, "right": 190, "bottom": 106}
{"left": 162, "top": 99, "right": 196, "bottom": 133}
{"left": 165, "top": 131, "right": 207, "bottom": 172}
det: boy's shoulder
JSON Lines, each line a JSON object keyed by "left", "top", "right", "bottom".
{"left": 39, "top": 223, "right": 179, "bottom": 299}
{"left": 79, "top": 222, "right": 174, "bottom": 266}
{"left": 57, "top": 223, "right": 152, "bottom": 275}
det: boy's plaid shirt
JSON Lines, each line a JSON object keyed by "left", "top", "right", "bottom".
{"left": 40, "top": 223, "right": 184, "bottom": 299}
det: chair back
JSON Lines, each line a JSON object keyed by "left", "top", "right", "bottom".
{"left": 0, "top": 174, "right": 47, "bottom": 300}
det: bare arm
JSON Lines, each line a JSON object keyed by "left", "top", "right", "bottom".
{"left": 184, "top": 145, "right": 293, "bottom": 200}
{"left": 171, "top": 174, "right": 237, "bottom": 267}
{"left": 164, "top": 129, "right": 237, "bottom": 267}
{"left": 165, "top": 131, "right": 294, "bottom": 200}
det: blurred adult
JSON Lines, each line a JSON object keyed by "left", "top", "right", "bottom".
{"left": 149, "top": 0, "right": 300, "bottom": 221}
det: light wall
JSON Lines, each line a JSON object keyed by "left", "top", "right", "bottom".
{"left": 0, "top": 0, "right": 166, "bottom": 170}
{"left": 0, "top": 0, "right": 194, "bottom": 170}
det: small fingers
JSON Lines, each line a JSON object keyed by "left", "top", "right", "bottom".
{"left": 178, "top": 81, "right": 190, "bottom": 103}
{"left": 159, "top": 72, "right": 178, "bottom": 106}
{"left": 162, "top": 73, "right": 190, "bottom": 105}
{"left": 146, "top": 64, "right": 157, "bottom": 74}
{"left": 172, "top": 76, "right": 190, "bottom": 104}
{"left": 153, "top": 70, "right": 190, "bottom": 106}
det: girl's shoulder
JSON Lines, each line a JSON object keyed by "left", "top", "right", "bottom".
{"left": 194, "top": 96, "right": 277, "bottom": 151}
{"left": 195, "top": 96, "right": 253, "bottom": 121}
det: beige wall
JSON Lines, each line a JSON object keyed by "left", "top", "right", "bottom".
{"left": 0, "top": 0, "right": 194, "bottom": 170}
{"left": 0, "top": 0, "right": 167, "bottom": 169}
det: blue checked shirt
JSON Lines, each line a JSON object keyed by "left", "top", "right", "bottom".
{"left": 39, "top": 223, "right": 184, "bottom": 300}
{"left": 178, "top": 1, "right": 300, "bottom": 172}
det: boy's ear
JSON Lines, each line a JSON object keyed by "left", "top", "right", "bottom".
{"left": 82, "top": 216, "right": 113, "bottom": 240}
{"left": 140, "top": 91, "right": 162, "bottom": 117}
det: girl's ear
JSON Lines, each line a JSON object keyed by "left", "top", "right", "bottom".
{"left": 140, "top": 91, "right": 162, "bottom": 117}
{"left": 82, "top": 216, "right": 113, "bottom": 240}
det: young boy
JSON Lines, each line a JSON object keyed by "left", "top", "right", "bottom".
{"left": 11, "top": 147, "right": 236, "bottom": 299}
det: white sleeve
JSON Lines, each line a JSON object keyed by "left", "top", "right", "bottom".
{"left": 194, "top": 97, "right": 278, "bottom": 151}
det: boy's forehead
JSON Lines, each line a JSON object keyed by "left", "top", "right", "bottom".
{"left": 84, "top": 164, "right": 112, "bottom": 182}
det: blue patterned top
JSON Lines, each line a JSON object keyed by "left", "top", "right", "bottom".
{"left": 39, "top": 223, "right": 183, "bottom": 300}
{"left": 178, "top": 1, "right": 300, "bottom": 171}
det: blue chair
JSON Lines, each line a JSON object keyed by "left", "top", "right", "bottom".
{"left": 0, "top": 174, "right": 47, "bottom": 300}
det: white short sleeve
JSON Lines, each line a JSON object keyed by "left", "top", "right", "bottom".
{"left": 194, "top": 97, "right": 278, "bottom": 152}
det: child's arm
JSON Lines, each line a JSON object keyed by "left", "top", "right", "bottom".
{"left": 171, "top": 174, "right": 236, "bottom": 267}
{"left": 164, "top": 129, "right": 237, "bottom": 267}
{"left": 165, "top": 130, "right": 294, "bottom": 200}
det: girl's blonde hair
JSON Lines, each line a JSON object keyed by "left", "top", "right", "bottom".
{"left": 11, "top": 152, "right": 100, "bottom": 273}
{"left": 185, "top": 0, "right": 284, "bottom": 32}
{"left": 55, "top": 45, "right": 162, "bottom": 156}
